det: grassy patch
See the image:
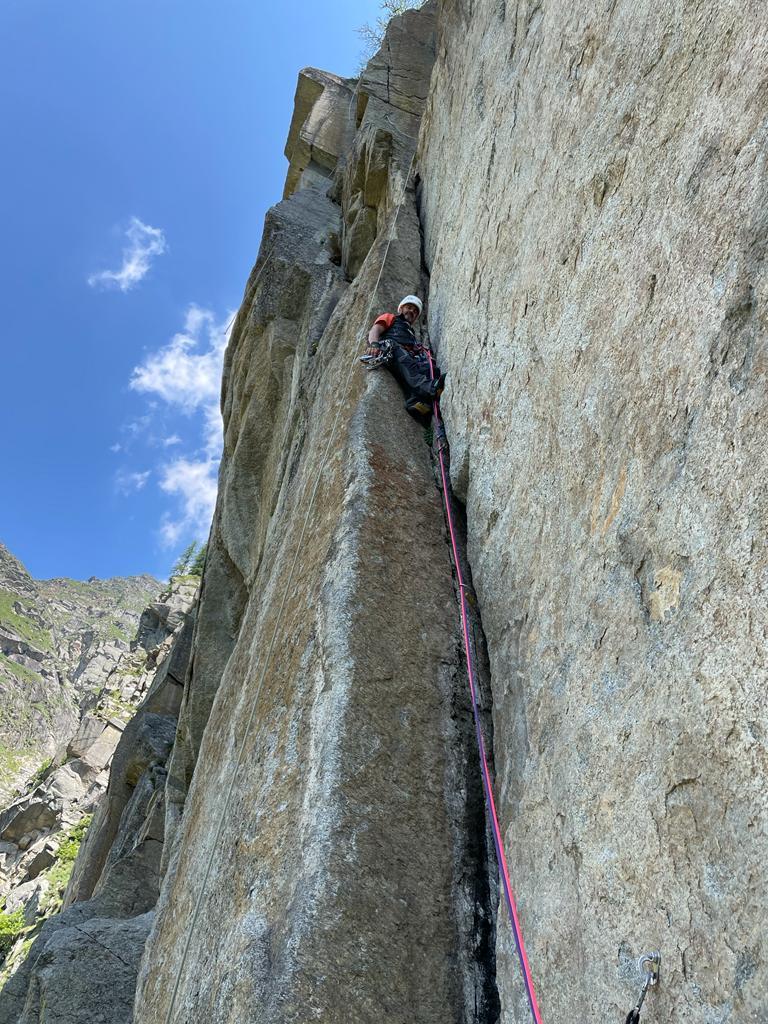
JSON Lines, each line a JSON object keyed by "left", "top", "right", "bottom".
{"left": 29, "top": 701, "right": 53, "bottom": 724}
{"left": 104, "top": 621, "right": 132, "bottom": 643}
{"left": 55, "top": 578, "right": 87, "bottom": 591}
{"left": 0, "top": 744, "right": 25, "bottom": 779}
{"left": 0, "top": 590, "right": 51, "bottom": 650}
{"left": 0, "top": 653, "right": 42, "bottom": 687}
{"left": 97, "top": 688, "right": 136, "bottom": 721}
{"left": 38, "top": 815, "right": 93, "bottom": 916}
{"left": 0, "top": 909, "right": 25, "bottom": 960}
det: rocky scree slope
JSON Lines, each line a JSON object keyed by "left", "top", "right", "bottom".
{"left": 0, "top": 576, "right": 197, "bottom": 1022}
{"left": 0, "top": 543, "right": 160, "bottom": 802}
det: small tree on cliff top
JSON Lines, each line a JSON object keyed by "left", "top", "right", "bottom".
{"left": 190, "top": 543, "right": 207, "bottom": 577}
{"left": 171, "top": 542, "right": 198, "bottom": 578}
{"left": 171, "top": 541, "right": 208, "bottom": 580}
{"left": 357, "top": 0, "right": 426, "bottom": 66}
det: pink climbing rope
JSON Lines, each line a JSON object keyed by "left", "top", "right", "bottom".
{"left": 426, "top": 350, "right": 544, "bottom": 1024}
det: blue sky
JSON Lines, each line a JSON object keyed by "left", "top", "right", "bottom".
{"left": 0, "top": 0, "right": 384, "bottom": 582}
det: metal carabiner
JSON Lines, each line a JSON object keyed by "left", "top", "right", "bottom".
{"left": 625, "top": 952, "right": 660, "bottom": 1024}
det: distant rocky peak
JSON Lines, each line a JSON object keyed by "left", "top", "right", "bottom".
{"left": 0, "top": 541, "right": 164, "bottom": 803}
{"left": 0, "top": 543, "right": 36, "bottom": 597}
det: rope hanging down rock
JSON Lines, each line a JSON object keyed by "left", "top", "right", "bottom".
{"left": 162, "top": 149, "right": 418, "bottom": 1024}
{"left": 425, "top": 349, "right": 544, "bottom": 1024}
{"left": 425, "top": 364, "right": 665, "bottom": 1024}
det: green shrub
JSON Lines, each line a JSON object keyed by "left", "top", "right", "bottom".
{"left": 0, "top": 909, "right": 25, "bottom": 959}
{"left": 58, "top": 816, "right": 92, "bottom": 862}
{"left": 38, "top": 815, "right": 93, "bottom": 915}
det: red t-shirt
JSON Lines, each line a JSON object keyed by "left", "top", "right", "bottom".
{"left": 373, "top": 313, "right": 396, "bottom": 330}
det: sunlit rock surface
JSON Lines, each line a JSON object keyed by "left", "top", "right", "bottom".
{"left": 419, "top": 1, "right": 767, "bottom": 1020}
{"left": 4, "top": 2, "right": 766, "bottom": 1022}
{"left": 136, "top": 6, "right": 496, "bottom": 1023}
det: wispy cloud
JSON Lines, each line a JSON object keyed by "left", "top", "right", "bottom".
{"left": 115, "top": 468, "right": 151, "bottom": 494}
{"left": 88, "top": 217, "right": 167, "bottom": 292}
{"left": 128, "top": 305, "right": 234, "bottom": 547}
{"left": 129, "top": 305, "right": 228, "bottom": 415}
{"left": 158, "top": 457, "right": 219, "bottom": 546}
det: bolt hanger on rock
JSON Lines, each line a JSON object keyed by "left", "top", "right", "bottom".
{"left": 625, "top": 951, "right": 661, "bottom": 1024}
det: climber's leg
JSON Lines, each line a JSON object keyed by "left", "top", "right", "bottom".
{"left": 388, "top": 345, "right": 444, "bottom": 414}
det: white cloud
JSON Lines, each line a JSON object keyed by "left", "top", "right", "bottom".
{"left": 125, "top": 303, "right": 235, "bottom": 549}
{"left": 201, "top": 401, "right": 224, "bottom": 458}
{"left": 158, "top": 457, "right": 218, "bottom": 546}
{"left": 110, "top": 442, "right": 122, "bottom": 453}
{"left": 129, "top": 305, "right": 230, "bottom": 415}
{"left": 88, "top": 217, "right": 167, "bottom": 292}
{"left": 115, "top": 469, "right": 151, "bottom": 494}
{"left": 159, "top": 519, "right": 184, "bottom": 548}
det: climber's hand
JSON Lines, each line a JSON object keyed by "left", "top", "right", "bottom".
{"left": 365, "top": 345, "right": 381, "bottom": 357}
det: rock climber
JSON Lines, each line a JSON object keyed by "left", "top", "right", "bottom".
{"left": 362, "top": 295, "right": 445, "bottom": 417}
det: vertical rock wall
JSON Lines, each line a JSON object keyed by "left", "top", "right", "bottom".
{"left": 419, "top": 1, "right": 767, "bottom": 1022}
{"left": 6, "top": 4, "right": 763, "bottom": 1022}
{"left": 136, "top": 6, "right": 497, "bottom": 1022}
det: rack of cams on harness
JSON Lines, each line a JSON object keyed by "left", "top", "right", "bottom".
{"left": 360, "top": 327, "right": 663, "bottom": 1024}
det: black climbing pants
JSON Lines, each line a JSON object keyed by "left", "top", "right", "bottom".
{"left": 387, "top": 344, "right": 440, "bottom": 410}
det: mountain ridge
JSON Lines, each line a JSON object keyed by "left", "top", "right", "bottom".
{"left": 0, "top": 541, "right": 162, "bottom": 802}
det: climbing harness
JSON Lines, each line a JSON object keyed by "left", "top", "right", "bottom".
{"left": 625, "top": 952, "right": 661, "bottom": 1024}
{"left": 163, "top": 150, "right": 419, "bottom": 1024}
{"left": 426, "top": 349, "right": 544, "bottom": 1024}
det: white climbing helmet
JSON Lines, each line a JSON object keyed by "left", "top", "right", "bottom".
{"left": 398, "top": 294, "right": 423, "bottom": 317}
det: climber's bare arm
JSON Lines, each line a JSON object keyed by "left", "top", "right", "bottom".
{"left": 366, "top": 322, "right": 385, "bottom": 356}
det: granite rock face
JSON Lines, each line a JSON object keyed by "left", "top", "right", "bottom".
{"left": 141, "top": 1, "right": 765, "bottom": 1019}
{"left": 135, "top": 6, "right": 497, "bottom": 1023}
{"left": 283, "top": 68, "right": 356, "bottom": 198}
{"left": 16, "top": 913, "right": 153, "bottom": 1024}
{"left": 5, "top": 3, "right": 763, "bottom": 1023}
{"left": 418, "top": 2, "right": 768, "bottom": 1021}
